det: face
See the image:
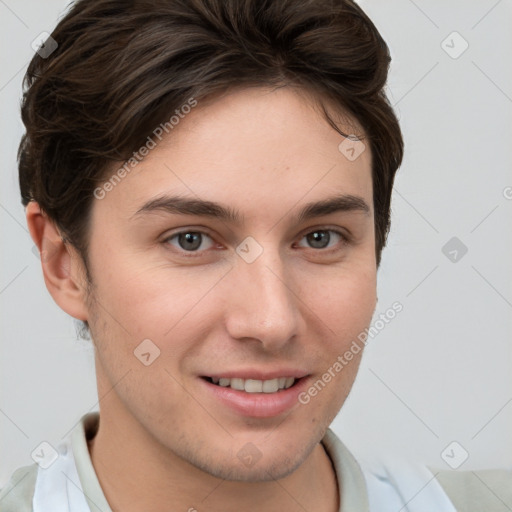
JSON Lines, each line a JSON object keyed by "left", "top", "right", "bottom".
{"left": 83, "top": 86, "right": 377, "bottom": 482}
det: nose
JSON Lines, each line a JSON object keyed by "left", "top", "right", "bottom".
{"left": 223, "top": 244, "right": 300, "bottom": 351}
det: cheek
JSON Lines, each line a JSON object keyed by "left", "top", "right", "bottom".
{"left": 304, "top": 265, "right": 377, "bottom": 344}
{"left": 333, "top": 279, "right": 376, "bottom": 339}
{"left": 88, "top": 255, "right": 226, "bottom": 349}
{"left": 297, "top": 271, "right": 375, "bottom": 423}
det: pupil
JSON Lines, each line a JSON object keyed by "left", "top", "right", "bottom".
{"left": 308, "top": 231, "right": 329, "bottom": 249}
{"left": 179, "top": 232, "right": 202, "bottom": 251}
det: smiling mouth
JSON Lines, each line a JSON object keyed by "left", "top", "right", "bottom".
{"left": 202, "top": 376, "right": 299, "bottom": 393}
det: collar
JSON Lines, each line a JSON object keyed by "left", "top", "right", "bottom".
{"left": 33, "top": 412, "right": 370, "bottom": 512}
{"left": 360, "top": 454, "right": 457, "bottom": 512}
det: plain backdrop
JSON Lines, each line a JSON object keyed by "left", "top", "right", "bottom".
{"left": 1, "top": 0, "right": 511, "bottom": 489}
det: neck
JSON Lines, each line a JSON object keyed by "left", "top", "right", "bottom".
{"left": 87, "top": 404, "right": 339, "bottom": 512}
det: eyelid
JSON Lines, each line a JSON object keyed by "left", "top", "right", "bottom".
{"left": 162, "top": 227, "right": 218, "bottom": 256}
{"left": 296, "top": 224, "right": 352, "bottom": 242}
{"left": 294, "top": 227, "right": 351, "bottom": 251}
{"left": 161, "top": 225, "right": 351, "bottom": 257}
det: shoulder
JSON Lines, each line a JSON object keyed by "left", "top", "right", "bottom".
{"left": 430, "top": 467, "right": 512, "bottom": 512}
{"left": 0, "top": 463, "right": 38, "bottom": 512}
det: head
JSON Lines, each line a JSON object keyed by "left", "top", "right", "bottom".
{"left": 22, "top": 0, "right": 403, "bottom": 482}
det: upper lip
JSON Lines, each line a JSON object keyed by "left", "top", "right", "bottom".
{"left": 203, "top": 369, "right": 309, "bottom": 380}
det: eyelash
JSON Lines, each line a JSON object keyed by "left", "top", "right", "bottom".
{"left": 161, "top": 227, "right": 350, "bottom": 258}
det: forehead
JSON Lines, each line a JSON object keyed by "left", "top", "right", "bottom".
{"left": 95, "top": 86, "right": 373, "bottom": 222}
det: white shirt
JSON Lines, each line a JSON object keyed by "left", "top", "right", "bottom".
{"left": 9, "top": 412, "right": 456, "bottom": 511}
{"left": 361, "top": 456, "right": 457, "bottom": 512}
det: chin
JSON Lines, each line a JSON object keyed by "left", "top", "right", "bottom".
{"left": 206, "top": 455, "right": 304, "bottom": 483}
{"left": 183, "top": 436, "right": 312, "bottom": 483}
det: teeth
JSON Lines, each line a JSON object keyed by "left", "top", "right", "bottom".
{"left": 245, "top": 379, "right": 263, "bottom": 393}
{"left": 210, "top": 376, "right": 296, "bottom": 393}
{"left": 284, "top": 377, "right": 294, "bottom": 389}
{"left": 230, "top": 378, "right": 245, "bottom": 391}
{"left": 262, "top": 379, "right": 279, "bottom": 393}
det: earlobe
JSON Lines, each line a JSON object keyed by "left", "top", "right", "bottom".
{"left": 26, "top": 201, "right": 89, "bottom": 321}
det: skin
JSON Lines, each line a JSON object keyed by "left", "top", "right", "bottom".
{"left": 27, "top": 86, "right": 377, "bottom": 512}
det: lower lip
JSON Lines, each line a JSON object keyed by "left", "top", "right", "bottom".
{"left": 200, "top": 377, "right": 310, "bottom": 418}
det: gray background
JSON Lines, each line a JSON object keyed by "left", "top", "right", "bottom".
{"left": 1, "top": 0, "right": 511, "bottom": 490}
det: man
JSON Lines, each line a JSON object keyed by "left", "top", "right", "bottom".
{"left": 1, "top": 0, "right": 510, "bottom": 510}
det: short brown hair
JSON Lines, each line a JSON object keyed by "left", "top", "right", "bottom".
{"left": 19, "top": 0, "right": 403, "bottom": 274}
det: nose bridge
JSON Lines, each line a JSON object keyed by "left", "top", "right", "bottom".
{"left": 225, "top": 239, "right": 299, "bottom": 347}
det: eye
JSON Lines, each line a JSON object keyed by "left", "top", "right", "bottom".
{"left": 162, "top": 227, "right": 349, "bottom": 257}
{"left": 296, "top": 229, "right": 348, "bottom": 250}
{"left": 163, "top": 231, "right": 215, "bottom": 253}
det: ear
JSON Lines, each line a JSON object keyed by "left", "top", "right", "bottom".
{"left": 26, "top": 201, "right": 89, "bottom": 321}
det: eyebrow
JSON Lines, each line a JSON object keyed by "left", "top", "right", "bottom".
{"left": 131, "top": 193, "right": 370, "bottom": 224}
